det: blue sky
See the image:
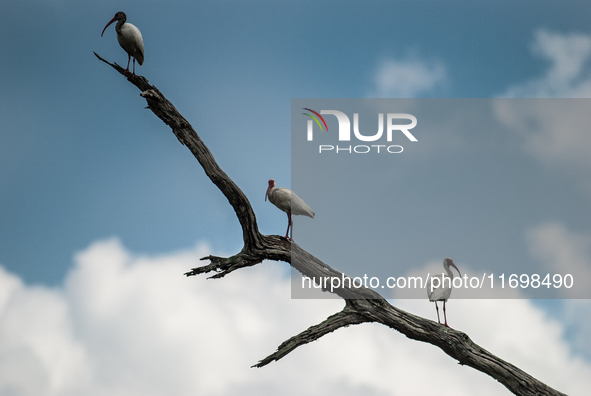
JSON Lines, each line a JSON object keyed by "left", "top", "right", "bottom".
{"left": 1, "top": 0, "right": 590, "bottom": 284}
{"left": 1, "top": 1, "right": 591, "bottom": 395}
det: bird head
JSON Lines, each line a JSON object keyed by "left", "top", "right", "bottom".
{"left": 265, "top": 179, "right": 275, "bottom": 201}
{"left": 101, "top": 11, "right": 127, "bottom": 37}
{"left": 444, "top": 258, "right": 461, "bottom": 277}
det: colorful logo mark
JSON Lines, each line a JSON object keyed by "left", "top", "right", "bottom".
{"left": 302, "top": 108, "right": 329, "bottom": 132}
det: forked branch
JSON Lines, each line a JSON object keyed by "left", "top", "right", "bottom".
{"left": 96, "top": 52, "right": 566, "bottom": 396}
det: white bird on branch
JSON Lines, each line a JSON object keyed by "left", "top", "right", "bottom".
{"left": 101, "top": 11, "right": 144, "bottom": 76}
{"left": 265, "top": 179, "right": 315, "bottom": 241}
{"left": 426, "top": 258, "right": 461, "bottom": 327}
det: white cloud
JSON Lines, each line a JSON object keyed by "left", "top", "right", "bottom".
{"left": 525, "top": 222, "right": 591, "bottom": 359}
{"left": 368, "top": 58, "right": 447, "bottom": 98}
{"left": 562, "top": 299, "right": 591, "bottom": 360}
{"left": 501, "top": 30, "right": 591, "bottom": 98}
{"left": 0, "top": 267, "right": 92, "bottom": 395}
{"left": 494, "top": 32, "right": 591, "bottom": 176}
{"left": 493, "top": 97, "right": 591, "bottom": 197}
{"left": 0, "top": 238, "right": 589, "bottom": 395}
{"left": 526, "top": 222, "right": 591, "bottom": 298}
{"left": 493, "top": 99, "right": 591, "bottom": 169}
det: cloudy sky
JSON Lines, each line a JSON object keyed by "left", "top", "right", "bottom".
{"left": 1, "top": 0, "right": 591, "bottom": 395}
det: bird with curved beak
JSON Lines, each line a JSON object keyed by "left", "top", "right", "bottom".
{"left": 265, "top": 179, "right": 315, "bottom": 241}
{"left": 101, "top": 12, "right": 144, "bottom": 76}
{"left": 426, "top": 258, "right": 461, "bottom": 327}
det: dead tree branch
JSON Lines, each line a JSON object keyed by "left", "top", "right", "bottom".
{"left": 95, "top": 52, "right": 566, "bottom": 396}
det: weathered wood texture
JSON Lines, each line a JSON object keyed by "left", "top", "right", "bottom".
{"left": 95, "top": 52, "right": 566, "bottom": 396}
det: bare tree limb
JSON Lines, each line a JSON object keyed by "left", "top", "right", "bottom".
{"left": 96, "top": 52, "right": 567, "bottom": 396}
{"left": 94, "top": 52, "right": 263, "bottom": 251}
{"left": 253, "top": 301, "right": 370, "bottom": 368}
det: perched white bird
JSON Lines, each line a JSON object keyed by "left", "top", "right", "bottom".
{"left": 265, "top": 179, "right": 315, "bottom": 241}
{"left": 101, "top": 11, "right": 144, "bottom": 76}
{"left": 426, "top": 258, "right": 461, "bottom": 327}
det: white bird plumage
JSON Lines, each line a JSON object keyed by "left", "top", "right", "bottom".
{"left": 101, "top": 11, "right": 144, "bottom": 76}
{"left": 426, "top": 258, "right": 461, "bottom": 327}
{"left": 265, "top": 179, "right": 315, "bottom": 241}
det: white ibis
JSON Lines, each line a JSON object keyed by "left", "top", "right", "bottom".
{"left": 426, "top": 258, "right": 461, "bottom": 327}
{"left": 101, "top": 11, "right": 144, "bottom": 76}
{"left": 265, "top": 179, "right": 315, "bottom": 241}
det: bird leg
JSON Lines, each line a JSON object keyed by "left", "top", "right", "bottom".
{"left": 132, "top": 57, "right": 136, "bottom": 76}
{"left": 125, "top": 54, "right": 132, "bottom": 75}
{"left": 442, "top": 301, "right": 449, "bottom": 327}
{"left": 284, "top": 213, "right": 293, "bottom": 241}
{"left": 434, "top": 301, "right": 441, "bottom": 324}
